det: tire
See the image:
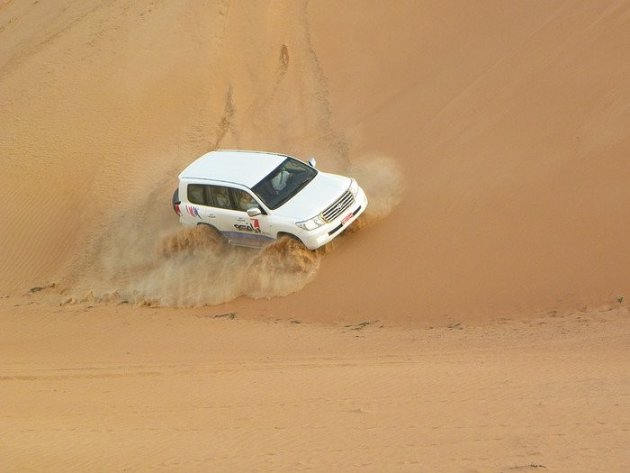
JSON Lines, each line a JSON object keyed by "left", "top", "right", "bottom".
{"left": 158, "top": 223, "right": 225, "bottom": 257}
{"left": 196, "top": 223, "right": 228, "bottom": 248}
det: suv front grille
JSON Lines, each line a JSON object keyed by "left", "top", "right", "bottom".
{"left": 322, "top": 190, "right": 354, "bottom": 222}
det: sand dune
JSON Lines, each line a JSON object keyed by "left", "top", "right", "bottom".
{"left": 1, "top": 1, "right": 629, "bottom": 471}
{"left": 1, "top": 0, "right": 629, "bottom": 322}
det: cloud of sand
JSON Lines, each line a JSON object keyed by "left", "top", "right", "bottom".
{"left": 72, "top": 215, "right": 322, "bottom": 307}
{"left": 68, "top": 155, "right": 404, "bottom": 307}
{"left": 347, "top": 155, "right": 405, "bottom": 227}
{"left": 134, "top": 227, "right": 320, "bottom": 306}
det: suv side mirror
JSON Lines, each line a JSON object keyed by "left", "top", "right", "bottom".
{"left": 247, "top": 207, "right": 262, "bottom": 217}
{"left": 308, "top": 157, "right": 317, "bottom": 168}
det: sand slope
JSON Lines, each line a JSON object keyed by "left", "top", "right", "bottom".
{"left": 1, "top": 0, "right": 629, "bottom": 323}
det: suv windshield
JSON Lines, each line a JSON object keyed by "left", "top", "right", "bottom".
{"left": 252, "top": 158, "right": 317, "bottom": 209}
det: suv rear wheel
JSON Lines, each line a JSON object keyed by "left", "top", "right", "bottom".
{"left": 196, "top": 223, "right": 227, "bottom": 248}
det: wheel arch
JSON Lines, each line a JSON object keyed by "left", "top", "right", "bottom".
{"left": 276, "top": 231, "right": 306, "bottom": 246}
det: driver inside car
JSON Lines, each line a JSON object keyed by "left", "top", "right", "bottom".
{"left": 236, "top": 191, "right": 258, "bottom": 211}
{"left": 271, "top": 170, "right": 290, "bottom": 192}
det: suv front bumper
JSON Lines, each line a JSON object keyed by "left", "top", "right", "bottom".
{"left": 298, "top": 187, "right": 368, "bottom": 250}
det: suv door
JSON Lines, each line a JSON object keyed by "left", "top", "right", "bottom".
{"left": 204, "top": 185, "right": 273, "bottom": 247}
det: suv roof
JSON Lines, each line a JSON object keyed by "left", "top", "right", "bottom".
{"left": 178, "top": 150, "right": 288, "bottom": 188}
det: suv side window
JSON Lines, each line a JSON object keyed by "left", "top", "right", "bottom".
{"left": 188, "top": 184, "right": 260, "bottom": 213}
{"left": 187, "top": 184, "right": 206, "bottom": 205}
{"left": 206, "top": 185, "right": 232, "bottom": 209}
{"left": 230, "top": 188, "right": 259, "bottom": 212}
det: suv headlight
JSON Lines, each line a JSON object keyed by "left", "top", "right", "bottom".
{"left": 349, "top": 178, "right": 359, "bottom": 196}
{"left": 296, "top": 214, "right": 326, "bottom": 231}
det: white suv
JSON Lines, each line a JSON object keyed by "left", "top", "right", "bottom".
{"left": 172, "top": 150, "right": 368, "bottom": 250}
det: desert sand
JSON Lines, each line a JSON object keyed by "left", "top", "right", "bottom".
{"left": 1, "top": 0, "right": 629, "bottom": 471}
